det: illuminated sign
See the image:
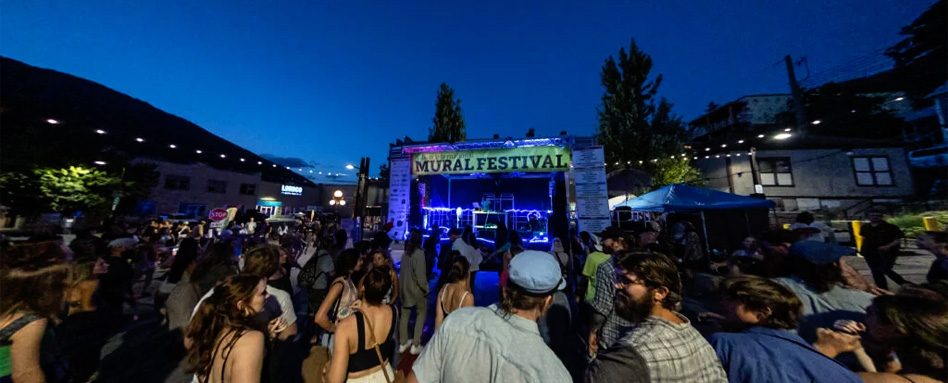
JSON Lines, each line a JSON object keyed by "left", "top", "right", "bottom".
{"left": 281, "top": 185, "right": 303, "bottom": 196}
{"left": 412, "top": 146, "right": 571, "bottom": 175}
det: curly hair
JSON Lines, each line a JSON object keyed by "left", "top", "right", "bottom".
{"left": 616, "top": 251, "right": 682, "bottom": 310}
{"left": 185, "top": 275, "right": 266, "bottom": 378}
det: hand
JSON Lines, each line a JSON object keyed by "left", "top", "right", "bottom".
{"left": 814, "top": 328, "right": 862, "bottom": 358}
{"left": 870, "top": 286, "right": 894, "bottom": 296}
{"left": 268, "top": 317, "right": 289, "bottom": 337}
{"left": 833, "top": 320, "right": 866, "bottom": 335}
{"left": 587, "top": 332, "right": 598, "bottom": 356}
{"left": 321, "top": 360, "right": 331, "bottom": 383}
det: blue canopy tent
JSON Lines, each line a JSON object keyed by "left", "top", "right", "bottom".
{"left": 613, "top": 184, "right": 775, "bottom": 212}
{"left": 614, "top": 184, "right": 775, "bottom": 266}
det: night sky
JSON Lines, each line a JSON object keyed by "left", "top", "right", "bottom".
{"left": 1, "top": 0, "right": 933, "bottom": 177}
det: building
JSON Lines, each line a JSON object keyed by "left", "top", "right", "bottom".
{"left": 689, "top": 94, "right": 915, "bottom": 218}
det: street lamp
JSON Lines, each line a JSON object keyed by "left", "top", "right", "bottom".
{"left": 331, "top": 190, "right": 345, "bottom": 206}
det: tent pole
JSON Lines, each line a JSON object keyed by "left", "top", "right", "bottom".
{"left": 700, "top": 211, "right": 712, "bottom": 269}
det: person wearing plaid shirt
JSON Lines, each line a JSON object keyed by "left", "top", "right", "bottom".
{"left": 588, "top": 227, "right": 634, "bottom": 354}
{"left": 586, "top": 252, "right": 726, "bottom": 383}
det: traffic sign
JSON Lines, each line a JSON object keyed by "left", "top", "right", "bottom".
{"left": 208, "top": 208, "right": 229, "bottom": 221}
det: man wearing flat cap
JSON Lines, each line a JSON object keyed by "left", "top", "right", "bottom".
{"left": 408, "top": 250, "right": 571, "bottom": 383}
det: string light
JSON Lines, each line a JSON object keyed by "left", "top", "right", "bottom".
{"left": 169, "top": 144, "right": 177, "bottom": 149}
{"left": 220, "top": 154, "right": 226, "bottom": 158}
{"left": 95, "top": 129, "right": 106, "bottom": 134}
{"left": 721, "top": 144, "right": 727, "bottom": 148}
{"left": 758, "top": 134, "right": 765, "bottom": 138}
{"left": 705, "top": 148, "right": 711, "bottom": 151}
{"left": 94, "top": 161, "right": 106, "bottom": 165}
{"left": 196, "top": 150, "right": 202, "bottom": 154}
{"left": 738, "top": 140, "right": 744, "bottom": 144}
{"left": 47, "top": 119, "right": 60, "bottom": 124}
{"left": 257, "top": 161, "right": 263, "bottom": 165}
{"left": 136, "top": 138, "right": 144, "bottom": 142}
{"left": 239, "top": 158, "right": 245, "bottom": 162}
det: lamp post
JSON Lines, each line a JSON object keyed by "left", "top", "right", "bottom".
{"left": 329, "top": 190, "right": 346, "bottom": 208}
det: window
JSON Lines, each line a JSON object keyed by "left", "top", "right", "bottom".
{"left": 239, "top": 183, "right": 257, "bottom": 195}
{"left": 758, "top": 157, "right": 794, "bottom": 186}
{"left": 852, "top": 156, "right": 893, "bottom": 186}
{"left": 207, "top": 180, "right": 227, "bottom": 194}
{"left": 164, "top": 175, "right": 190, "bottom": 191}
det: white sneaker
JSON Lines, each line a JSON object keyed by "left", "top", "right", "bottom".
{"left": 398, "top": 342, "right": 411, "bottom": 353}
{"left": 410, "top": 345, "right": 422, "bottom": 355}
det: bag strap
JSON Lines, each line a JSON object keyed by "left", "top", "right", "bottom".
{"left": 359, "top": 309, "right": 393, "bottom": 383}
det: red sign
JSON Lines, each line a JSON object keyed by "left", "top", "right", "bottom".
{"left": 208, "top": 208, "right": 229, "bottom": 222}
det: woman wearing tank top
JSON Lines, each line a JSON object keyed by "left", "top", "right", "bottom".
{"left": 315, "top": 249, "right": 364, "bottom": 343}
{"left": 434, "top": 256, "right": 475, "bottom": 331}
{"left": 186, "top": 275, "right": 279, "bottom": 383}
{"left": 0, "top": 241, "right": 75, "bottom": 383}
{"left": 327, "top": 267, "right": 398, "bottom": 383}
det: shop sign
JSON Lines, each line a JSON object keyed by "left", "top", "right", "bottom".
{"left": 412, "top": 146, "right": 571, "bottom": 175}
{"left": 281, "top": 185, "right": 303, "bottom": 196}
{"left": 258, "top": 200, "right": 282, "bottom": 207}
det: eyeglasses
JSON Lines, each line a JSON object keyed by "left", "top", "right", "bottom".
{"left": 615, "top": 274, "right": 647, "bottom": 288}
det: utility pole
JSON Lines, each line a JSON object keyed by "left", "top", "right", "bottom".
{"left": 785, "top": 55, "right": 807, "bottom": 135}
{"left": 749, "top": 147, "right": 764, "bottom": 197}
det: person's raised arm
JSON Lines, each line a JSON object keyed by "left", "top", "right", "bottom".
{"left": 230, "top": 330, "right": 265, "bottom": 383}
{"left": 315, "top": 280, "right": 344, "bottom": 332}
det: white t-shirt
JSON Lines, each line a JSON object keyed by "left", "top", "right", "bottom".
{"left": 452, "top": 239, "right": 482, "bottom": 272}
{"left": 190, "top": 284, "right": 297, "bottom": 326}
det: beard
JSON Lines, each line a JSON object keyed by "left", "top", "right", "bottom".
{"left": 614, "top": 289, "right": 654, "bottom": 324}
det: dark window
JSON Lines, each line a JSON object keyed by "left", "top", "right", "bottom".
{"left": 164, "top": 175, "right": 190, "bottom": 191}
{"left": 239, "top": 183, "right": 256, "bottom": 195}
{"left": 207, "top": 180, "right": 227, "bottom": 194}
{"left": 852, "top": 156, "right": 893, "bottom": 186}
{"left": 758, "top": 157, "right": 794, "bottom": 186}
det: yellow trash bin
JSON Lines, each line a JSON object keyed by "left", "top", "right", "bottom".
{"left": 852, "top": 220, "right": 863, "bottom": 253}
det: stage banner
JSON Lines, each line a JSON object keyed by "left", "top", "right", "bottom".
{"left": 571, "top": 146, "right": 611, "bottom": 234}
{"left": 387, "top": 158, "right": 412, "bottom": 241}
{"left": 412, "top": 146, "right": 571, "bottom": 175}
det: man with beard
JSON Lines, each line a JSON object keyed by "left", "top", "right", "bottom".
{"left": 586, "top": 252, "right": 726, "bottom": 383}
{"left": 708, "top": 277, "right": 861, "bottom": 383}
{"left": 588, "top": 227, "right": 636, "bottom": 355}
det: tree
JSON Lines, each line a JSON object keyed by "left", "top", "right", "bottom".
{"left": 36, "top": 166, "right": 121, "bottom": 215}
{"left": 596, "top": 39, "right": 690, "bottom": 172}
{"left": 706, "top": 102, "right": 719, "bottom": 113}
{"left": 429, "top": 83, "right": 466, "bottom": 143}
{"left": 378, "top": 163, "right": 390, "bottom": 181}
{"left": 651, "top": 158, "right": 703, "bottom": 189}
{"left": 885, "top": 0, "right": 947, "bottom": 100}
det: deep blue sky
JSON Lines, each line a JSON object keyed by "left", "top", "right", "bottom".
{"left": 1, "top": 0, "right": 933, "bottom": 177}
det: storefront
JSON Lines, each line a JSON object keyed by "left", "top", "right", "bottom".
{"left": 387, "top": 135, "right": 609, "bottom": 248}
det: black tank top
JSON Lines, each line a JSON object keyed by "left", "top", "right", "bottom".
{"left": 347, "top": 306, "right": 396, "bottom": 372}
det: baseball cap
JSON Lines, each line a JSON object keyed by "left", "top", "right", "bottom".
{"left": 788, "top": 241, "right": 855, "bottom": 265}
{"left": 598, "top": 226, "right": 627, "bottom": 240}
{"left": 589, "top": 233, "right": 603, "bottom": 252}
{"left": 507, "top": 250, "right": 566, "bottom": 294}
{"left": 108, "top": 237, "right": 138, "bottom": 249}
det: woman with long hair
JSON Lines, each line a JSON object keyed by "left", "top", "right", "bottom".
{"left": 398, "top": 231, "right": 428, "bottom": 355}
{"left": 315, "top": 249, "right": 364, "bottom": 343}
{"left": 367, "top": 250, "right": 399, "bottom": 304}
{"left": 0, "top": 241, "right": 75, "bottom": 383}
{"left": 185, "top": 275, "right": 272, "bottom": 383}
{"left": 327, "top": 267, "right": 398, "bottom": 383}
{"left": 435, "top": 256, "right": 474, "bottom": 331}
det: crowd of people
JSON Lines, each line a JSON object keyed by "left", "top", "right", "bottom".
{"left": 0, "top": 207, "right": 946, "bottom": 383}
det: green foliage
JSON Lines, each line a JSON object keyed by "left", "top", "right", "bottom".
{"left": 35, "top": 166, "right": 121, "bottom": 215}
{"left": 887, "top": 210, "right": 948, "bottom": 238}
{"left": 429, "top": 83, "right": 466, "bottom": 143}
{"left": 596, "top": 39, "right": 687, "bottom": 173}
{"left": 650, "top": 158, "right": 703, "bottom": 190}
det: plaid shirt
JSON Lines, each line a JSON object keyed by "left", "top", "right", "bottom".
{"left": 591, "top": 256, "right": 633, "bottom": 350}
{"left": 616, "top": 314, "right": 727, "bottom": 383}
